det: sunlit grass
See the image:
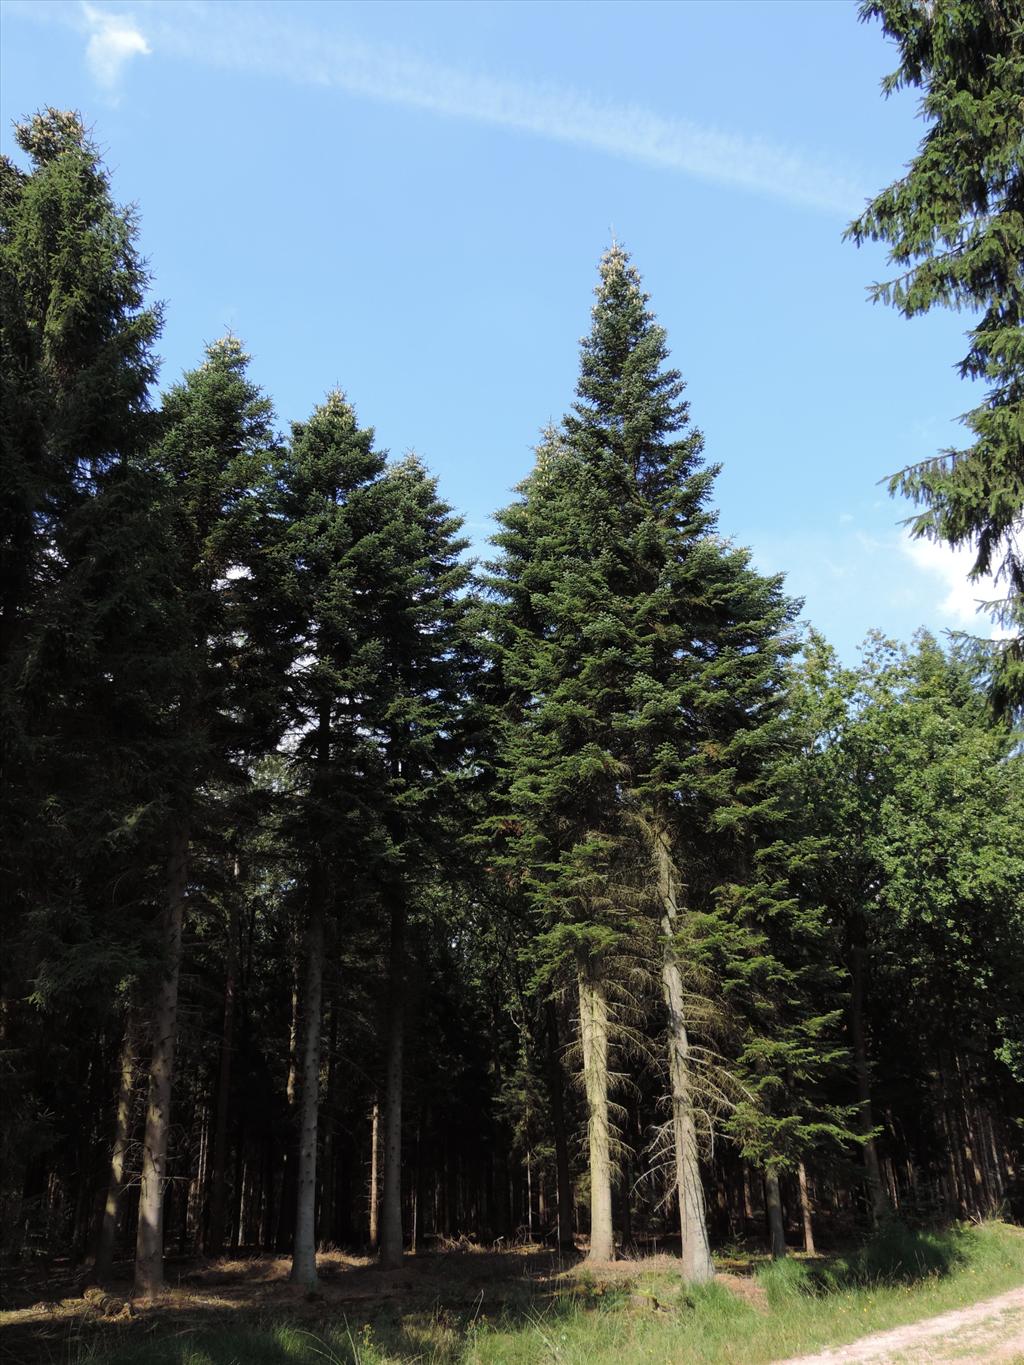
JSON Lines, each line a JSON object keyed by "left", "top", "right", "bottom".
{"left": 70, "top": 1221, "right": 1024, "bottom": 1365}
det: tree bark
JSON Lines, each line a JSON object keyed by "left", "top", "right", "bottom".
{"left": 544, "top": 1000, "right": 575, "bottom": 1250}
{"left": 797, "top": 1159, "right": 816, "bottom": 1255}
{"left": 578, "top": 963, "right": 614, "bottom": 1262}
{"left": 276, "top": 940, "right": 302, "bottom": 1252}
{"left": 318, "top": 989, "right": 339, "bottom": 1248}
{"left": 380, "top": 897, "right": 407, "bottom": 1269}
{"left": 765, "top": 1170, "right": 787, "bottom": 1258}
{"left": 289, "top": 876, "right": 326, "bottom": 1287}
{"left": 849, "top": 936, "right": 890, "bottom": 1224}
{"left": 655, "top": 830, "right": 714, "bottom": 1283}
{"left": 134, "top": 821, "right": 189, "bottom": 1299}
{"left": 286, "top": 946, "right": 300, "bottom": 1109}
{"left": 204, "top": 859, "right": 240, "bottom": 1256}
{"left": 95, "top": 1007, "right": 137, "bottom": 1280}
{"left": 368, "top": 1098, "right": 380, "bottom": 1250}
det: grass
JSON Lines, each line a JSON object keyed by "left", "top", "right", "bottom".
{"left": 13, "top": 1220, "right": 1024, "bottom": 1365}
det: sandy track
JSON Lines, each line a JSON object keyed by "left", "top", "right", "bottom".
{"left": 776, "top": 1284, "right": 1024, "bottom": 1363}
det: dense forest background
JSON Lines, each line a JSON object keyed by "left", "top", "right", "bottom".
{"left": 1, "top": 0, "right": 1022, "bottom": 1305}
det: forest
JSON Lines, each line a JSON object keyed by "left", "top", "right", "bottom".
{"left": 1, "top": 3, "right": 1022, "bottom": 1363}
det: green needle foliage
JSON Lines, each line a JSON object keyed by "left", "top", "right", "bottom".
{"left": 0, "top": 110, "right": 166, "bottom": 1223}
{"left": 488, "top": 245, "right": 808, "bottom": 1262}
{"left": 2, "top": 103, "right": 1021, "bottom": 1285}
{"left": 847, "top": 0, "right": 1024, "bottom": 715}
{"left": 151, "top": 334, "right": 287, "bottom": 819}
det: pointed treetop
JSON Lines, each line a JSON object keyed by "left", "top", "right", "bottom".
{"left": 207, "top": 333, "right": 247, "bottom": 364}
{"left": 533, "top": 423, "right": 565, "bottom": 471}
{"left": 593, "top": 240, "right": 646, "bottom": 312}
{"left": 14, "top": 107, "right": 89, "bottom": 164}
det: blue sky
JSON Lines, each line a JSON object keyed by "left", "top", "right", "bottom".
{"left": 1, "top": 0, "right": 1001, "bottom": 658}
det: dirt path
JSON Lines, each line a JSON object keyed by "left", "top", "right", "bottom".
{"left": 776, "top": 1284, "right": 1024, "bottom": 1363}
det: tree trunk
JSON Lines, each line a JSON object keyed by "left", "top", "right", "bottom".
{"left": 318, "top": 990, "right": 339, "bottom": 1248}
{"left": 286, "top": 946, "right": 300, "bottom": 1108}
{"left": 578, "top": 963, "right": 614, "bottom": 1262}
{"left": 742, "top": 1162, "right": 755, "bottom": 1224}
{"left": 134, "top": 821, "right": 189, "bottom": 1299}
{"left": 544, "top": 1000, "right": 575, "bottom": 1250}
{"left": 380, "top": 897, "right": 407, "bottom": 1269}
{"left": 289, "top": 876, "right": 326, "bottom": 1287}
{"left": 849, "top": 937, "right": 890, "bottom": 1223}
{"left": 95, "top": 1007, "right": 137, "bottom": 1280}
{"left": 276, "top": 944, "right": 302, "bottom": 1252}
{"left": 204, "top": 859, "right": 240, "bottom": 1256}
{"left": 368, "top": 1098, "right": 380, "bottom": 1250}
{"left": 655, "top": 830, "right": 714, "bottom": 1283}
{"left": 411, "top": 1112, "right": 424, "bottom": 1254}
{"left": 797, "top": 1159, "right": 816, "bottom": 1255}
{"left": 765, "top": 1170, "right": 787, "bottom": 1258}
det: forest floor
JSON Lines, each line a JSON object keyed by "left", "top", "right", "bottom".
{"left": 1, "top": 1221, "right": 1022, "bottom": 1365}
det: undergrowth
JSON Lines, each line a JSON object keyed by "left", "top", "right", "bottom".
{"left": 53, "top": 1220, "right": 1024, "bottom": 1365}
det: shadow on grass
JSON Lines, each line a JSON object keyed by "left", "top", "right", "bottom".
{"left": 758, "top": 1220, "right": 972, "bottom": 1307}
{"left": 4, "top": 1247, "right": 577, "bottom": 1365}
{"left": 7, "top": 1226, "right": 993, "bottom": 1365}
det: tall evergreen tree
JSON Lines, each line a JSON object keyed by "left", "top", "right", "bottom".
{"left": 0, "top": 108, "right": 164, "bottom": 1241}
{"left": 846, "top": 0, "right": 1024, "bottom": 715}
{"left": 133, "top": 337, "right": 284, "bottom": 1297}
{"left": 278, "top": 399, "right": 475, "bottom": 1283}
{"left": 275, "top": 392, "right": 387, "bottom": 1287}
{"left": 488, "top": 417, "right": 647, "bottom": 1263}
{"left": 360, "top": 455, "right": 476, "bottom": 1270}
{"left": 489, "top": 247, "right": 799, "bottom": 1272}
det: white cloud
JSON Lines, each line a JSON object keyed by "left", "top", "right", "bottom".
{"left": 9, "top": 1, "right": 865, "bottom": 214}
{"left": 166, "top": 11, "right": 864, "bottom": 215}
{"left": 900, "top": 533, "right": 1010, "bottom": 638}
{"left": 82, "top": 4, "right": 150, "bottom": 90}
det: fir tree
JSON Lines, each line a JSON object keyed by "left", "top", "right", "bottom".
{"left": 846, "top": 1, "right": 1024, "bottom": 714}
{"left": 133, "top": 337, "right": 284, "bottom": 1297}
{"left": 275, "top": 392, "right": 387, "bottom": 1286}
{"left": 0, "top": 108, "right": 165, "bottom": 1237}
{"left": 362, "top": 455, "right": 476, "bottom": 1270}
{"left": 488, "top": 416, "right": 648, "bottom": 1263}
{"left": 277, "top": 400, "right": 475, "bottom": 1281}
{"left": 489, "top": 246, "right": 799, "bottom": 1272}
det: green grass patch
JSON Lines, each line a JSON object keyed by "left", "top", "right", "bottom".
{"left": 70, "top": 1221, "right": 1024, "bottom": 1365}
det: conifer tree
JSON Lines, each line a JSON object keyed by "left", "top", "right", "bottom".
{"left": 847, "top": 1, "right": 1024, "bottom": 714}
{"left": 488, "top": 419, "right": 646, "bottom": 1262}
{"left": 275, "top": 393, "right": 386, "bottom": 1286}
{"left": 0, "top": 108, "right": 164, "bottom": 1231}
{"left": 568, "top": 251, "right": 799, "bottom": 1279}
{"left": 133, "top": 337, "right": 284, "bottom": 1297}
{"left": 363, "top": 456, "right": 475, "bottom": 1270}
{"left": 489, "top": 247, "right": 798, "bottom": 1272}
{"left": 278, "top": 401, "right": 474, "bottom": 1282}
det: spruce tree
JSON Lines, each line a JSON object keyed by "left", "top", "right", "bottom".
{"left": 275, "top": 392, "right": 386, "bottom": 1286}
{"left": 278, "top": 400, "right": 474, "bottom": 1282}
{"left": 489, "top": 246, "right": 799, "bottom": 1272}
{"left": 0, "top": 108, "right": 165, "bottom": 1236}
{"left": 846, "top": 1, "right": 1024, "bottom": 714}
{"left": 361, "top": 455, "right": 475, "bottom": 1270}
{"left": 488, "top": 418, "right": 646, "bottom": 1263}
{"left": 133, "top": 337, "right": 284, "bottom": 1297}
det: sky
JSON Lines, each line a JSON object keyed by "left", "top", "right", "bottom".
{"left": 0, "top": 0, "right": 1004, "bottom": 660}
